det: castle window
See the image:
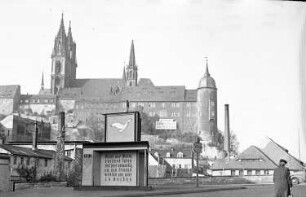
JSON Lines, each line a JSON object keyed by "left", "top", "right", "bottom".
{"left": 44, "top": 159, "right": 48, "bottom": 167}
{"left": 20, "top": 157, "right": 24, "bottom": 165}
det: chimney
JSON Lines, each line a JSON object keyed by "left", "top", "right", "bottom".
{"left": 32, "top": 120, "right": 38, "bottom": 151}
{"left": 224, "top": 104, "right": 230, "bottom": 157}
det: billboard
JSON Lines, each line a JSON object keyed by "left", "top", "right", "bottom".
{"left": 104, "top": 112, "right": 140, "bottom": 142}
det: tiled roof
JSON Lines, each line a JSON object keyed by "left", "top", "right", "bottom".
{"left": 0, "top": 85, "right": 20, "bottom": 98}
{"left": 0, "top": 144, "right": 72, "bottom": 161}
{"left": 262, "top": 138, "right": 305, "bottom": 171}
{"left": 211, "top": 146, "right": 277, "bottom": 170}
{"left": 137, "top": 78, "right": 154, "bottom": 87}
{"left": 69, "top": 78, "right": 194, "bottom": 102}
{"left": 38, "top": 89, "right": 51, "bottom": 95}
{"left": 71, "top": 78, "right": 125, "bottom": 99}
{"left": 185, "top": 90, "right": 197, "bottom": 101}
{"left": 121, "top": 86, "right": 187, "bottom": 102}
{"left": 20, "top": 94, "right": 56, "bottom": 99}
{"left": 58, "top": 88, "right": 82, "bottom": 98}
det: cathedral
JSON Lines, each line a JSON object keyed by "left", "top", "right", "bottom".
{"left": 0, "top": 15, "right": 219, "bottom": 151}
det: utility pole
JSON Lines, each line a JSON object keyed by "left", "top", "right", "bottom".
{"left": 193, "top": 137, "right": 202, "bottom": 188}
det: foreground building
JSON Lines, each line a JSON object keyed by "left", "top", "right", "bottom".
{"left": 0, "top": 144, "right": 72, "bottom": 179}
{"left": 211, "top": 139, "right": 306, "bottom": 184}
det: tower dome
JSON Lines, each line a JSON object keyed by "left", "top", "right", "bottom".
{"left": 198, "top": 58, "right": 216, "bottom": 89}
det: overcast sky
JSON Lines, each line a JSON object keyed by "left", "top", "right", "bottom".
{"left": 0, "top": 0, "right": 306, "bottom": 161}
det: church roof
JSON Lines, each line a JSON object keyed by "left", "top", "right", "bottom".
{"left": 0, "top": 85, "right": 20, "bottom": 99}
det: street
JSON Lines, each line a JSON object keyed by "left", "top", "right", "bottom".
{"left": 165, "top": 184, "right": 306, "bottom": 197}
{"left": 2, "top": 184, "right": 306, "bottom": 197}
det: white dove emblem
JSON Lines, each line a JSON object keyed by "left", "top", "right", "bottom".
{"left": 111, "top": 119, "right": 132, "bottom": 132}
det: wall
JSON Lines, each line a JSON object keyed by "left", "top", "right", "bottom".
{"left": 0, "top": 155, "right": 10, "bottom": 192}
{"left": 0, "top": 99, "right": 14, "bottom": 115}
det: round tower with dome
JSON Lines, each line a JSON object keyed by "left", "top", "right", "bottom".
{"left": 197, "top": 57, "right": 218, "bottom": 146}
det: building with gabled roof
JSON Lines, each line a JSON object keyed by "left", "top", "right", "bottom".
{"left": 0, "top": 144, "right": 72, "bottom": 178}
{"left": 262, "top": 138, "right": 305, "bottom": 171}
{"left": 211, "top": 146, "right": 277, "bottom": 177}
{"left": 210, "top": 141, "right": 306, "bottom": 183}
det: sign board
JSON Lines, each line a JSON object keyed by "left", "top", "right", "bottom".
{"left": 101, "top": 152, "right": 137, "bottom": 186}
{"left": 104, "top": 112, "right": 140, "bottom": 142}
{"left": 193, "top": 142, "right": 203, "bottom": 153}
{"left": 155, "top": 119, "right": 177, "bottom": 130}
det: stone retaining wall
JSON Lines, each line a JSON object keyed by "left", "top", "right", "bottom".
{"left": 14, "top": 182, "right": 67, "bottom": 191}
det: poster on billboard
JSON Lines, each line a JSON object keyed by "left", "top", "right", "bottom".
{"left": 100, "top": 151, "right": 137, "bottom": 186}
{"left": 104, "top": 112, "right": 140, "bottom": 142}
{"left": 155, "top": 119, "right": 177, "bottom": 130}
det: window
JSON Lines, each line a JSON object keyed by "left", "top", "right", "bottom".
{"left": 161, "top": 103, "right": 165, "bottom": 108}
{"left": 44, "top": 159, "right": 48, "bottom": 167}
{"left": 247, "top": 170, "right": 252, "bottom": 175}
{"left": 26, "top": 157, "right": 30, "bottom": 165}
{"left": 177, "top": 152, "right": 183, "bottom": 158}
{"left": 20, "top": 157, "right": 24, "bottom": 165}
{"left": 166, "top": 152, "right": 170, "bottom": 158}
{"left": 255, "top": 170, "right": 260, "bottom": 175}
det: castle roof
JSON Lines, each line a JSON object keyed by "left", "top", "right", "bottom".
{"left": 68, "top": 78, "right": 197, "bottom": 102}
{"left": 198, "top": 58, "right": 216, "bottom": 89}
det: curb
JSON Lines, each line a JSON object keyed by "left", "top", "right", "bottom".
{"left": 102, "top": 186, "right": 247, "bottom": 197}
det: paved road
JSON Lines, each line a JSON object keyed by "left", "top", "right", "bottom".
{"left": 2, "top": 184, "right": 306, "bottom": 197}
{"left": 165, "top": 184, "right": 306, "bottom": 197}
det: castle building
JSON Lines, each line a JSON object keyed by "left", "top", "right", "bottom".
{"left": 0, "top": 15, "right": 219, "bottom": 152}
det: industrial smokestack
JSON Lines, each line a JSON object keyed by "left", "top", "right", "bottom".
{"left": 224, "top": 104, "right": 230, "bottom": 157}
{"left": 32, "top": 120, "right": 38, "bottom": 151}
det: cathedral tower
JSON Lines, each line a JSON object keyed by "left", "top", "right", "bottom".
{"left": 124, "top": 40, "right": 138, "bottom": 87}
{"left": 50, "top": 14, "right": 77, "bottom": 94}
{"left": 197, "top": 58, "right": 218, "bottom": 144}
